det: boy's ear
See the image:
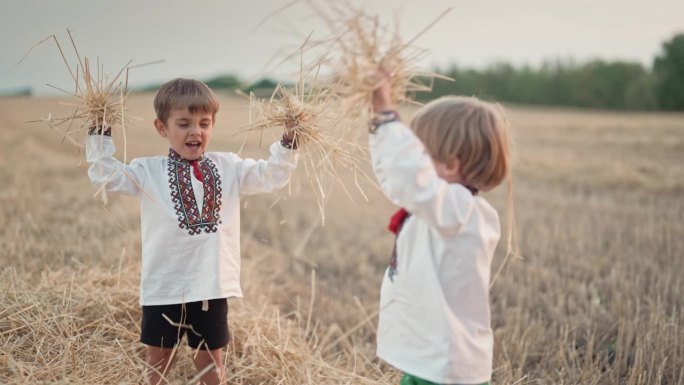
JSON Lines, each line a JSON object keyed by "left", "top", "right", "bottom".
{"left": 154, "top": 118, "right": 167, "bottom": 138}
{"left": 445, "top": 157, "right": 461, "bottom": 175}
{"left": 440, "top": 157, "right": 463, "bottom": 182}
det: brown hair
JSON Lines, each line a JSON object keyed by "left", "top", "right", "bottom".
{"left": 410, "top": 95, "right": 511, "bottom": 192}
{"left": 153, "top": 78, "right": 219, "bottom": 124}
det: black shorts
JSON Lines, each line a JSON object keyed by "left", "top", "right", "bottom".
{"left": 140, "top": 298, "right": 230, "bottom": 350}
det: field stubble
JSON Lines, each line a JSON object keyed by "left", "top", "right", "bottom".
{"left": 0, "top": 94, "right": 682, "bottom": 384}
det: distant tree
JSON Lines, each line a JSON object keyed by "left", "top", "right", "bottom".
{"left": 246, "top": 78, "right": 278, "bottom": 91}
{"left": 539, "top": 59, "right": 578, "bottom": 106}
{"left": 205, "top": 75, "right": 241, "bottom": 90}
{"left": 576, "top": 60, "right": 655, "bottom": 109}
{"left": 0, "top": 86, "right": 32, "bottom": 97}
{"left": 654, "top": 33, "right": 684, "bottom": 110}
{"left": 243, "top": 78, "right": 279, "bottom": 98}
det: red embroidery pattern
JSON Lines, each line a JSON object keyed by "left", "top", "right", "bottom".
{"left": 168, "top": 150, "right": 222, "bottom": 235}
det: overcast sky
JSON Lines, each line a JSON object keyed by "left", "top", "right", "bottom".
{"left": 1, "top": 0, "right": 682, "bottom": 94}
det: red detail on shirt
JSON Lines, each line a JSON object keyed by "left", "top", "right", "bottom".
{"left": 190, "top": 160, "right": 203, "bottom": 182}
{"left": 388, "top": 208, "right": 410, "bottom": 235}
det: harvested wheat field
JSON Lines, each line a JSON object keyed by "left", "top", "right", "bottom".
{"left": 1, "top": 93, "right": 683, "bottom": 384}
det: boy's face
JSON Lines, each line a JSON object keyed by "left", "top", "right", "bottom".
{"left": 154, "top": 107, "right": 214, "bottom": 160}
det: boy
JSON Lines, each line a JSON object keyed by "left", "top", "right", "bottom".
{"left": 367, "top": 69, "right": 511, "bottom": 385}
{"left": 86, "top": 78, "right": 298, "bottom": 385}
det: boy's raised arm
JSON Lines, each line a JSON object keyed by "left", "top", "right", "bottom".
{"left": 86, "top": 127, "right": 145, "bottom": 197}
{"left": 368, "top": 69, "right": 475, "bottom": 237}
{"left": 233, "top": 136, "right": 299, "bottom": 196}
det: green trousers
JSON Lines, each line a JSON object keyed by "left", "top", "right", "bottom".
{"left": 400, "top": 373, "right": 489, "bottom": 385}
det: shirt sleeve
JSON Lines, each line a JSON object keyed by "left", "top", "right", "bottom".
{"left": 86, "top": 135, "right": 145, "bottom": 197}
{"left": 234, "top": 142, "right": 299, "bottom": 195}
{"left": 369, "top": 121, "right": 475, "bottom": 237}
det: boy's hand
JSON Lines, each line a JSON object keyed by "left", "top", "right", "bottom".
{"left": 88, "top": 121, "right": 112, "bottom": 136}
{"left": 283, "top": 120, "right": 297, "bottom": 141}
{"left": 369, "top": 66, "right": 394, "bottom": 113}
{"left": 281, "top": 120, "right": 298, "bottom": 149}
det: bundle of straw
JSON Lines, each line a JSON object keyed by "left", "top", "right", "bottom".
{"left": 22, "top": 30, "right": 165, "bottom": 205}
{"left": 238, "top": 80, "right": 375, "bottom": 222}
{"left": 250, "top": 83, "right": 322, "bottom": 147}
{"left": 24, "top": 30, "right": 135, "bottom": 156}
{"left": 306, "top": 1, "right": 453, "bottom": 118}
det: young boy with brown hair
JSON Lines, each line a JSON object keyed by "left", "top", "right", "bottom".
{"left": 367, "top": 68, "right": 511, "bottom": 385}
{"left": 86, "top": 78, "right": 298, "bottom": 385}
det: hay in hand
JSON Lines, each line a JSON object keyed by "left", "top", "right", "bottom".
{"left": 307, "top": 2, "right": 453, "bottom": 117}
{"left": 22, "top": 30, "right": 132, "bottom": 153}
{"left": 237, "top": 80, "right": 376, "bottom": 223}
{"left": 20, "top": 30, "right": 162, "bottom": 205}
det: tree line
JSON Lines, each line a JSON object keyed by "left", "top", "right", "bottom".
{"left": 423, "top": 33, "right": 684, "bottom": 111}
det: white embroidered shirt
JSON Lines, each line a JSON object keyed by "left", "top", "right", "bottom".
{"left": 370, "top": 121, "right": 500, "bottom": 384}
{"left": 86, "top": 135, "right": 298, "bottom": 306}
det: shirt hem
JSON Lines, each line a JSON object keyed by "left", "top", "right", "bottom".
{"left": 140, "top": 292, "right": 243, "bottom": 306}
{"left": 377, "top": 352, "right": 491, "bottom": 384}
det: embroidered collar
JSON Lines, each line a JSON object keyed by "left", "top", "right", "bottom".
{"left": 168, "top": 148, "right": 205, "bottom": 164}
{"left": 167, "top": 152, "right": 223, "bottom": 235}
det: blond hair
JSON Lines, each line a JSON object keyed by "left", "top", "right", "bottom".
{"left": 410, "top": 95, "right": 511, "bottom": 192}
{"left": 153, "top": 78, "right": 219, "bottom": 124}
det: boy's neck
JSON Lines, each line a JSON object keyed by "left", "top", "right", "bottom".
{"left": 461, "top": 184, "right": 479, "bottom": 195}
{"left": 168, "top": 148, "right": 204, "bottom": 162}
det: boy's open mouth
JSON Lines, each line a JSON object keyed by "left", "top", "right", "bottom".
{"left": 186, "top": 140, "right": 202, "bottom": 150}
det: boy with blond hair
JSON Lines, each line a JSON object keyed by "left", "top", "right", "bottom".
{"left": 368, "top": 69, "right": 511, "bottom": 385}
{"left": 86, "top": 78, "right": 298, "bottom": 385}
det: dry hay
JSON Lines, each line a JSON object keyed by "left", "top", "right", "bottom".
{"left": 304, "top": 1, "right": 453, "bottom": 118}
{"left": 0, "top": 258, "right": 395, "bottom": 385}
{"left": 21, "top": 30, "right": 160, "bottom": 163}
{"left": 236, "top": 79, "right": 376, "bottom": 222}
{"left": 19, "top": 30, "right": 167, "bottom": 206}
{"left": 0, "top": 264, "right": 144, "bottom": 384}
{"left": 255, "top": 1, "right": 452, "bottom": 117}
